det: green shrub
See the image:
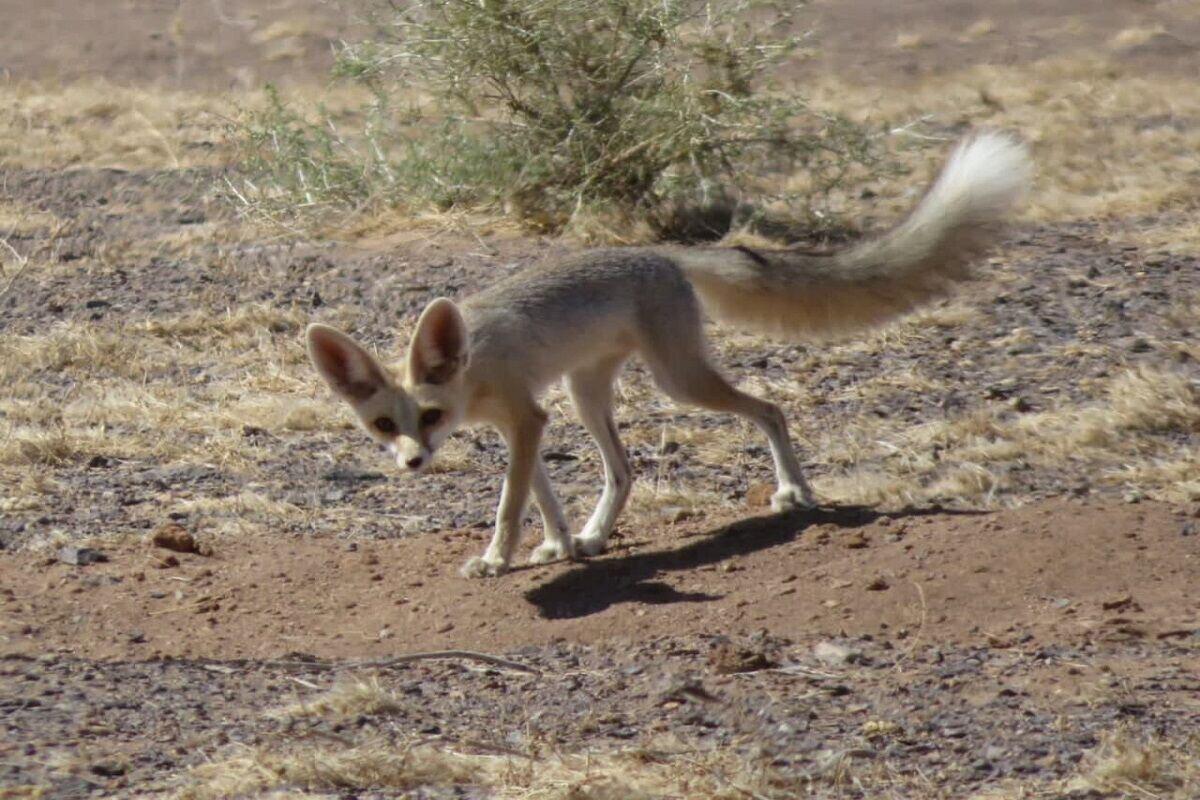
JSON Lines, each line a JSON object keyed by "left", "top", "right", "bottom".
{"left": 229, "top": 0, "right": 884, "bottom": 238}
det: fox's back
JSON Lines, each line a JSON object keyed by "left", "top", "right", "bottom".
{"left": 460, "top": 248, "right": 696, "bottom": 390}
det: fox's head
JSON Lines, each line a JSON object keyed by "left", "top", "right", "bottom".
{"left": 305, "top": 298, "right": 469, "bottom": 474}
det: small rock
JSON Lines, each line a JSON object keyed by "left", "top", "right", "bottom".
{"left": 151, "top": 523, "right": 199, "bottom": 554}
{"left": 842, "top": 532, "right": 869, "bottom": 549}
{"left": 984, "top": 379, "right": 1017, "bottom": 399}
{"left": 1010, "top": 396, "right": 1033, "bottom": 412}
{"left": 659, "top": 678, "right": 721, "bottom": 705}
{"left": 813, "top": 640, "right": 862, "bottom": 666}
{"left": 57, "top": 547, "right": 108, "bottom": 566}
{"left": 322, "top": 468, "right": 386, "bottom": 483}
{"left": 1129, "top": 338, "right": 1153, "bottom": 353}
{"left": 862, "top": 719, "right": 900, "bottom": 738}
{"left": 865, "top": 576, "right": 890, "bottom": 591}
{"left": 708, "top": 643, "right": 775, "bottom": 674}
{"left": 90, "top": 761, "right": 127, "bottom": 778}
{"left": 662, "top": 506, "right": 697, "bottom": 524}
{"left": 745, "top": 483, "right": 775, "bottom": 508}
{"left": 1101, "top": 593, "right": 1134, "bottom": 611}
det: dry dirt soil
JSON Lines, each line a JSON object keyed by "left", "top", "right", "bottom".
{"left": 1, "top": 1, "right": 1199, "bottom": 799}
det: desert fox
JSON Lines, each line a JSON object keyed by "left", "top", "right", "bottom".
{"left": 307, "top": 132, "right": 1031, "bottom": 577}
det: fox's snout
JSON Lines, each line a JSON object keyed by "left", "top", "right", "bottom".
{"left": 390, "top": 441, "right": 432, "bottom": 474}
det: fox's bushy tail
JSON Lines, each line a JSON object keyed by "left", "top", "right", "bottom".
{"left": 673, "top": 132, "right": 1032, "bottom": 339}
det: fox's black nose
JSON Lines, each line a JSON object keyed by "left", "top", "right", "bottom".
{"left": 406, "top": 456, "right": 424, "bottom": 470}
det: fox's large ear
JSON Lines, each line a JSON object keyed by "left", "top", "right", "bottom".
{"left": 408, "top": 298, "right": 469, "bottom": 385}
{"left": 306, "top": 324, "right": 390, "bottom": 402}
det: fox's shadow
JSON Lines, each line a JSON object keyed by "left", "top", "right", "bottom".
{"left": 523, "top": 505, "right": 977, "bottom": 620}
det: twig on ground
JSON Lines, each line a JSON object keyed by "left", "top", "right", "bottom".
{"left": 266, "top": 649, "right": 542, "bottom": 676}
{"left": 895, "top": 581, "right": 929, "bottom": 668}
{"left": 0, "top": 235, "right": 30, "bottom": 301}
{"left": 148, "top": 593, "right": 228, "bottom": 616}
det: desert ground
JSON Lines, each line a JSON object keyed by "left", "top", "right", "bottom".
{"left": 1, "top": 0, "right": 1199, "bottom": 797}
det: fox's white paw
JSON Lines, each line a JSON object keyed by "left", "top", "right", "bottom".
{"left": 571, "top": 532, "right": 608, "bottom": 557}
{"left": 529, "top": 539, "right": 575, "bottom": 565}
{"left": 460, "top": 554, "right": 509, "bottom": 578}
{"left": 771, "top": 484, "right": 816, "bottom": 513}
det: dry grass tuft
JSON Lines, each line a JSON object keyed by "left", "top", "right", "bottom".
{"left": 959, "top": 19, "right": 996, "bottom": 42}
{"left": 1108, "top": 25, "right": 1167, "bottom": 50}
{"left": 811, "top": 365, "right": 1200, "bottom": 508}
{"left": 0, "top": 82, "right": 237, "bottom": 170}
{"left": 250, "top": 18, "right": 321, "bottom": 45}
{"left": 1068, "top": 730, "right": 1200, "bottom": 798}
{"left": 627, "top": 482, "right": 736, "bottom": 521}
{"left": 0, "top": 325, "right": 147, "bottom": 383}
{"left": 274, "top": 678, "right": 403, "bottom": 721}
{"left": 178, "top": 743, "right": 496, "bottom": 799}
{"left": 1089, "top": 366, "right": 1200, "bottom": 438}
{"left": 806, "top": 54, "right": 1200, "bottom": 227}
{"left": 178, "top": 736, "right": 815, "bottom": 800}
{"left": 178, "top": 670, "right": 817, "bottom": 799}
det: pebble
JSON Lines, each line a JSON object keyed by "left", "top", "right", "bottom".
{"left": 151, "top": 523, "right": 199, "bottom": 554}
{"left": 813, "top": 640, "right": 862, "bottom": 666}
{"left": 57, "top": 547, "right": 108, "bottom": 567}
{"left": 842, "top": 532, "right": 869, "bottom": 549}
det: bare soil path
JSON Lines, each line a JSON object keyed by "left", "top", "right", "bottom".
{"left": 2, "top": 500, "right": 1198, "bottom": 661}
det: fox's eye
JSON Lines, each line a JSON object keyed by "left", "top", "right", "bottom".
{"left": 373, "top": 417, "right": 398, "bottom": 435}
{"left": 419, "top": 408, "right": 443, "bottom": 428}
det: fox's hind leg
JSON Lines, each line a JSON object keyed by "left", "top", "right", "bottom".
{"left": 639, "top": 299, "right": 815, "bottom": 512}
{"left": 565, "top": 354, "right": 632, "bottom": 556}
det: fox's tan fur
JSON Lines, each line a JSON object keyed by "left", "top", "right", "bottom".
{"left": 307, "top": 132, "right": 1032, "bottom": 577}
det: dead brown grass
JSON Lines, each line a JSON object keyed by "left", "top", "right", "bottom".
{"left": 273, "top": 678, "right": 403, "bottom": 721}
{"left": 177, "top": 736, "right": 816, "bottom": 800}
{"left": 0, "top": 305, "right": 344, "bottom": 530}
{"left": 175, "top": 700, "right": 1200, "bottom": 800}
{"left": 809, "top": 364, "right": 1200, "bottom": 507}
{"left": 0, "top": 82, "right": 235, "bottom": 170}
{"left": 1068, "top": 729, "right": 1200, "bottom": 798}
{"left": 801, "top": 55, "right": 1200, "bottom": 228}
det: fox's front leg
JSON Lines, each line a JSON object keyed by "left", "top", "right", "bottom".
{"left": 461, "top": 406, "right": 546, "bottom": 578}
{"left": 528, "top": 460, "right": 576, "bottom": 565}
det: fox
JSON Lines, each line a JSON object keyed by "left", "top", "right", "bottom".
{"left": 306, "top": 131, "right": 1031, "bottom": 578}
